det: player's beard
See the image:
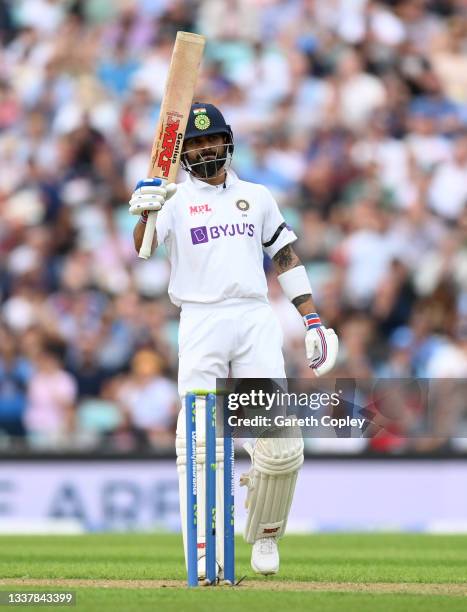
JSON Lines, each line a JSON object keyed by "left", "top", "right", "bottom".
{"left": 192, "top": 145, "right": 227, "bottom": 179}
{"left": 200, "top": 156, "right": 225, "bottom": 178}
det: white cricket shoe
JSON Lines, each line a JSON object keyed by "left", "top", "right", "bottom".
{"left": 251, "top": 538, "right": 279, "bottom": 575}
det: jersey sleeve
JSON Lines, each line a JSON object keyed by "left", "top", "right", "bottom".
{"left": 261, "top": 186, "right": 297, "bottom": 259}
{"left": 155, "top": 200, "right": 173, "bottom": 246}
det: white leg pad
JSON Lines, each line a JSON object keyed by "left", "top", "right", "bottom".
{"left": 176, "top": 399, "right": 225, "bottom": 571}
{"left": 242, "top": 432, "right": 304, "bottom": 544}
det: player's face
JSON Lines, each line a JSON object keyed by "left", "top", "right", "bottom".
{"left": 183, "top": 133, "right": 228, "bottom": 179}
{"left": 183, "top": 133, "right": 226, "bottom": 161}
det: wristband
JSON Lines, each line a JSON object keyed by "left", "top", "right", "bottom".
{"left": 277, "top": 265, "right": 312, "bottom": 302}
{"left": 140, "top": 211, "right": 149, "bottom": 224}
{"left": 303, "top": 313, "right": 321, "bottom": 330}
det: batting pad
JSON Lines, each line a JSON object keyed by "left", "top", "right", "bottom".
{"left": 242, "top": 433, "right": 304, "bottom": 544}
{"left": 176, "top": 399, "right": 225, "bottom": 570}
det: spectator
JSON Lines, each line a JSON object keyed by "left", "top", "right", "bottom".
{"left": 428, "top": 134, "right": 467, "bottom": 221}
{"left": 116, "top": 349, "right": 178, "bottom": 449}
{"left": 24, "top": 347, "right": 77, "bottom": 447}
{"left": 336, "top": 48, "right": 386, "bottom": 130}
{"left": 0, "top": 327, "right": 32, "bottom": 440}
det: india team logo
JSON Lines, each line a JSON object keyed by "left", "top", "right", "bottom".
{"left": 235, "top": 199, "right": 250, "bottom": 212}
{"left": 194, "top": 114, "right": 211, "bottom": 130}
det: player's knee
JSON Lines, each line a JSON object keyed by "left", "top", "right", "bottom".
{"left": 252, "top": 436, "right": 304, "bottom": 475}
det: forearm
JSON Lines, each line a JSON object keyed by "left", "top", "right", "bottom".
{"left": 272, "top": 245, "right": 318, "bottom": 315}
{"left": 291, "top": 294, "right": 319, "bottom": 317}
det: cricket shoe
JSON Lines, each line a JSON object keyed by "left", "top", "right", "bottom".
{"left": 251, "top": 537, "right": 279, "bottom": 575}
{"left": 197, "top": 555, "right": 222, "bottom": 584}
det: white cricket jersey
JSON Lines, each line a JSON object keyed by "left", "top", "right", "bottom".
{"left": 155, "top": 171, "right": 297, "bottom": 307}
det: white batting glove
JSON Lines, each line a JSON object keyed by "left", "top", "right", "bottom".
{"left": 128, "top": 178, "right": 177, "bottom": 216}
{"left": 303, "top": 313, "right": 339, "bottom": 377}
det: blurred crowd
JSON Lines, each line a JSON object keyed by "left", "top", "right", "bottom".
{"left": 0, "top": 0, "right": 466, "bottom": 453}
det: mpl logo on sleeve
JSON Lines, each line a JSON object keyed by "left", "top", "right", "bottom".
{"left": 190, "top": 223, "right": 255, "bottom": 245}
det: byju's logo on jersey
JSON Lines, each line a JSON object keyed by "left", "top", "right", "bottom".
{"left": 190, "top": 227, "right": 209, "bottom": 244}
{"left": 190, "top": 223, "right": 255, "bottom": 245}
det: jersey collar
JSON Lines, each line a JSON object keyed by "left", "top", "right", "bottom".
{"left": 186, "top": 169, "right": 239, "bottom": 191}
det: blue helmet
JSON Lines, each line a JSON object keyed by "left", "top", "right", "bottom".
{"left": 182, "top": 102, "right": 234, "bottom": 179}
{"left": 184, "top": 102, "right": 234, "bottom": 154}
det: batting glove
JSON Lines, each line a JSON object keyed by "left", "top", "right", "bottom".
{"left": 304, "top": 313, "right": 339, "bottom": 377}
{"left": 128, "top": 178, "right": 177, "bottom": 220}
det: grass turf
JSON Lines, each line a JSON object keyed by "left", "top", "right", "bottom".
{"left": 0, "top": 534, "right": 466, "bottom": 611}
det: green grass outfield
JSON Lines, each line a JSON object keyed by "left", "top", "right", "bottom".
{"left": 0, "top": 533, "right": 466, "bottom": 611}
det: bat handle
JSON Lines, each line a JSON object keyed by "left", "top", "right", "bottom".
{"left": 138, "top": 211, "right": 158, "bottom": 259}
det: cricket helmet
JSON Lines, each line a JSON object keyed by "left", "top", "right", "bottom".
{"left": 184, "top": 102, "right": 234, "bottom": 153}
{"left": 181, "top": 102, "right": 234, "bottom": 179}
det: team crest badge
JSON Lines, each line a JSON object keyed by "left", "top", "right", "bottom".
{"left": 236, "top": 199, "right": 250, "bottom": 212}
{"left": 194, "top": 114, "right": 211, "bottom": 130}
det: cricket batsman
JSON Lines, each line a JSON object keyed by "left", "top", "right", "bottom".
{"left": 129, "top": 103, "right": 338, "bottom": 578}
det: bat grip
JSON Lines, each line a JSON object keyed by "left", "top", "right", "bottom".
{"left": 138, "top": 211, "right": 158, "bottom": 259}
{"left": 137, "top": 177, "right": 168, "bottom": 259}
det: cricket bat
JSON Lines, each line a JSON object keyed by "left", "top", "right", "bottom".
{"left": 138, "top": 31, "right": 205, "bottom": 259}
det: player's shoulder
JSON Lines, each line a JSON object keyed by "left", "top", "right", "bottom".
{"left": 234, "top": 176, "right": 273, "bottom": 201}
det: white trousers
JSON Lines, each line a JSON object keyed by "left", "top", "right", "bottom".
{"left": 176, "top": 298, "right": 292, "bottom": 571}
{"left": 177, "top": 298, "right": 286, "bottom": 395}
